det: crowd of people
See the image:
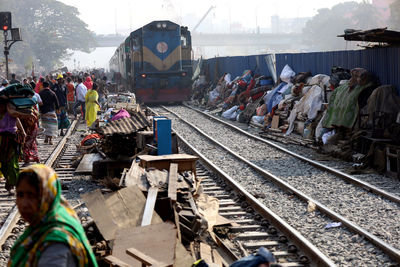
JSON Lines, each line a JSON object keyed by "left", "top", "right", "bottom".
{"left": 0, "top": 72, "right": 108, "bottom": 193}
{"left": 0, "top": 71, "right": 110, "bottom": 266}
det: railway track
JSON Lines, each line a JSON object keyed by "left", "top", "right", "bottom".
{"left": 154, "top": 105, "right": 400, "bottom": 266}
{"left": 0, "top": 118, "right": 80, "bottom": 263}
{"left": 184, "top": 103, "right": 400, "bottom": 202}
{"left": 192, "top": 152, "right": 333, "bottom": 266}
{"left": 149, "top": 107, "right": 334, "bottom": 266}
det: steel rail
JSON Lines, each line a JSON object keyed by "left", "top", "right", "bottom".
{"left": 162, "top": 105, "right": 400, "bottom": 263}
{"left": 148, "top": 107, "right": 336, "bottom": 266}
{"left": 183, "top": 103, "right": 400, "bottom": 205}
{"left": 0, "top": 119, "right": 78, "bottom": 248}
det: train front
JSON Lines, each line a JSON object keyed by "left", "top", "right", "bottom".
{"left": 134, "top": 21, "right": 192, "bottom": 103}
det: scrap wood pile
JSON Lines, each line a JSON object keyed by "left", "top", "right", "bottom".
{"left": 74, "top": 107, "right": 152, "bottom": 162}
{"left": 81, "top": 153, "right": 235, "bottom": 266}
{"left": 95, "top": 108, "right": 151, "bottom": 158}
{"left": 192, "top": 64, "right": 400, "bottom": 169}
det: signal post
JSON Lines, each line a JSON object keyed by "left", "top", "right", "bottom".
{"left": 0, "top": 12, "right": 22, "bottom": 79}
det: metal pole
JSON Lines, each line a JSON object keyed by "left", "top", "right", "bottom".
{"left": 3, "top": 30, "right": 9, "bottom": 80}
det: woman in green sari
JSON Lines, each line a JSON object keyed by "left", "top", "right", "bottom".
{"left": 9, "top": 164, "right": 98, "bottom": 267}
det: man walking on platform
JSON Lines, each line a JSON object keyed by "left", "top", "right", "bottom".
{"left": 73, "top": 77, "right": 87, "bottom": 120}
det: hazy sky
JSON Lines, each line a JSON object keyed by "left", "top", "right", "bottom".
{"left": 59, "top": 0, "right": 365, "bottom": 35}
{"left": 60, "top": 0, "right": 366, "bottom": 69}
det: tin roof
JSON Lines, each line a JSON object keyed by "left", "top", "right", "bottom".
{"left": 98, "top": 112, "right": 151, "bottom": 135}
{"left": 338, "top": 28, "right": 400, "bottom": 44}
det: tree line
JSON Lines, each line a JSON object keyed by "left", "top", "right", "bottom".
{"left": 0, "top": 0, "right": 96, "bottom": 73}
{"left": 302, "top": 1, "right": 400, "bottom": 51}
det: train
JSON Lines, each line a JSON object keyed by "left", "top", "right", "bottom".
{"left": 109, "top": 20, "right": 193, "bottom": 103}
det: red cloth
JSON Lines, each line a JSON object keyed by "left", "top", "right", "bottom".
{"left": 34, "top": 81, "right": 43, "bottom": 93}
{"left": 251, "top": 92, "right": 264, "bottom": 101}
{"left": 81, "top": 133, "right": 101, "bottom": 146}
{"left": 66, "top": 83, "right": 75, "bottom": 102}
{"left": 84, "top": 77, "right": 93, "bottom": 90}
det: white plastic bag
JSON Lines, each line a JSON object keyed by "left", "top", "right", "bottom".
{"left": 222, "top": 105, "right": 239, "bottom": 119}
{"left": 251, "top": 115, "right": 265, "bottom": 124}
{"left": 280, "top": 64, "right": 295, "bottom": 83}
{"left": 224, "top": 73, "right": 232, "bottom": 84}
{"left": 322, "top": 130, "right": 336, "bottom": 144}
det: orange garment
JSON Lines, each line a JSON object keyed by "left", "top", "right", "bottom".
{"left": 34, "top": 82, "right": 43, "bottom": 93}
{"left": 66, "top": 83, "right": 75, "bottom": 102}
{"left": 84, "top": 77, "right": 93, "bottom": 90}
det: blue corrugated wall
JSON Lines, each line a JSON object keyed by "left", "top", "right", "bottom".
{"left": 205, "top": 47, "right": 400, "bottom": 95}
{"left": 206, "top": 55, "right": 271, "bottom": 81}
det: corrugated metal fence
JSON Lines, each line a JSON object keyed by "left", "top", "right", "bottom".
{"left": 205, "top": 47, "right": 400, "bottom": 95}
{"left": 206, "top": 54, "right": 271, "bottom": 81}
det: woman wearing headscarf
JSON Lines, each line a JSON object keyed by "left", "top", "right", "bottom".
{"left": 83, "top": 77, "right": 93, "bottom": 90}
{"left": 85, "top": 83, "right": 100, "bottom": 128}
{"left": 20, "top": 106, "right": 40, "bottom": 165}
{"left": 9, "top": 164, "right": 98, "bottom": 267}
{"left": 0, "top": 97, "right": 34, "bottom": 192}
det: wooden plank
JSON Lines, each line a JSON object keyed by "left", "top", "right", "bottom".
{"left": 271, "top": 115, "right": 280, "bottom": 129}
{"left": 213, "top": 246, "right": 233, "bottom": 267}
{"left": 212, "top": 250, "right": 224, "bottom": 267}
{"left": 75, "top": 153, "right": 102, "bottom": 173}
{"left": 215, "top": 215, "right": 233, "bottom": 227}
{"left": 113, "top": 223, "right": 177, "bottom": 267}
{"left": 188, "top": 193, "right": 201, "bottom": 217}
{"left": 104, "top": 255, "right": 131, "bottom": 267}
{"left": 189, "top": 242, "right": 196, "bottom": 259}
{"left": 126, "top": 247, "right": 169, "bottom": 266}
{"left": 141, "top": 187, "right": 159, "bottom": 226}
{"left": 168, "top": 163, "right": 178, "bottom": 202}
{"left": 138, "top": 154, "right": 198, "bottom": 174}
{"left": 139, "top": 154, "right": 198, "bottom": 161}
{"left": 200, "top": 243, "right": 213, "bottom": 265}
{"left": 119, "top": 168, "right": 128, "bottom": 187}
{"left": 174, "top": 206, "right": 181, "bottom": 242}
{"left": 174, "top": 242, "right": 195, "bottom": 267}
{"left": 107, "top": 186, "right": 162, "bottom": 230}
{"left": 81, "top": 189, "right": 118, "bottom": 241}
{"left": 125, "top": 161, "right": 149, "bottom": 191}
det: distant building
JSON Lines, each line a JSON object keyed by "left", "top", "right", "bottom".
{"left": 271, "top": 15, "right": 311, "bottom": 34}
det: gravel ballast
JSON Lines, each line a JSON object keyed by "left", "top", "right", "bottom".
{"left": 155, "top": 105, "right": 397, "bottom": 266}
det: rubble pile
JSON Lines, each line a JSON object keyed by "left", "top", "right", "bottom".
{"left": 192, "top": 64, "right": 400, "bottom": 174}
{"left": 72, "top": 101, "right": 236, "bottom": 265}
{"left": 80, "top": 153, "right": 234, "bottom": 266}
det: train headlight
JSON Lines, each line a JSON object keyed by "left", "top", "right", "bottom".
{"left": 162, "top": 23, "right": 167, "bottom": 28}
{"left": 181, "top": 72, "right": 187, "bottom": 77}
{"left": 141, "top": 74, "right": 147, "bottom": 78}
{"left": 157, "top": 23, "right": 162, "bottom": 28}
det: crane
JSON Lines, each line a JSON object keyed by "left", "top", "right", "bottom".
{"left": 192, "top": 6, "right": 216, "bottom": 33}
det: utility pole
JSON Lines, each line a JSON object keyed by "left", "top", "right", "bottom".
{"left": 1, "top": 12, "right": 22, "bottom": 79}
